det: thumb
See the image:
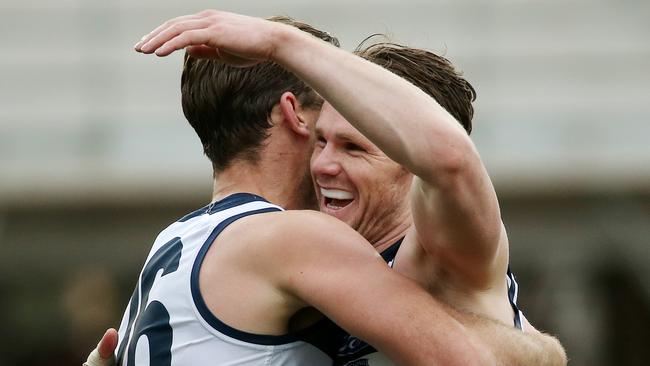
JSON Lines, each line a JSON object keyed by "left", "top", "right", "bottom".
{"left": 83, "top": 328, "right": 118, "bottom": 366}
{"left": 98, "top": 328, "right": 119, "bottom": 358}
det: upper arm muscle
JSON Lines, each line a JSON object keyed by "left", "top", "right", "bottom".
{"left": 410, "top": 156, "right": 506, "bottom": 288}
{"left": 259, "top": 211, "right": 490, "bottom": 366}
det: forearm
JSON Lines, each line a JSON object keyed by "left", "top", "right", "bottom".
{"left": 272, "top": 27, "right": 471, "bottom": 179}
{"left": 313, "top": 272, "right": 496, "bottom": 366}
{"left": 453, "top": 309, "right": 567, "bottom": 366}
{"left": 276, "top": 213, "right": 491, "bottom": 365}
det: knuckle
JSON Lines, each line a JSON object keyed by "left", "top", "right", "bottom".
{"left": 200, "top": 9, "right": 217, "bottom": 17}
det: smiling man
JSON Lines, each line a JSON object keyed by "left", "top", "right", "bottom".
{"left": 85, "top": 10, "right": 565, "bottom": 366}
{"left": 310, "top": 42, "right": 538, "bottom": 364}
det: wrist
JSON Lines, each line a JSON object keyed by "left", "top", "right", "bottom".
{"left": 269, "top": 22, "right": 310, "bottom": 64}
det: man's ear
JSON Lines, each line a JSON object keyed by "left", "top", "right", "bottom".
{"left": 279, "top": 92, "right": 311, "bottom": 138}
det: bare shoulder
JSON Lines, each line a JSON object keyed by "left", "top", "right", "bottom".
{"left": 220, "top": 209, "right": 378, "bottom": 262}
{"left": 214, "top": 209, "right": 383, "bottom": 307}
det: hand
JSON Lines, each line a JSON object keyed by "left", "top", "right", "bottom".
{"left": 134, "top": 10, "right": 286, "bottom": 67}
{"left": 83, "top": 328, "right": 118, "bottom": 366}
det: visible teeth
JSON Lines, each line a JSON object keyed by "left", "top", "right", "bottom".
{"left": 320, "top": 188, "right": 353, "bottom": 200}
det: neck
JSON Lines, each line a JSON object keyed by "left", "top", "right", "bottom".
{"left": 354, "top": 191, "right": 413, "bottom": 253}
{"left": 211, "top": 153, "right": 313, "bottom": 211}
{"left": 370, "top": 214, "right": 412, "bottom": 253}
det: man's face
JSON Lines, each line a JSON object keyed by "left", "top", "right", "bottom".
{"left": 310, "top": 103, "right": 412, "bottom": 244}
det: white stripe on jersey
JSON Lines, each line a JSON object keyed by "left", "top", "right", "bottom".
{"left": 116, "top": 193, "right": 332, "bottom": 366}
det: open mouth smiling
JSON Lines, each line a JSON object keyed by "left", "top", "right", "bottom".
{"left": 320, "top": 187, "right": 354, "bottom": 210}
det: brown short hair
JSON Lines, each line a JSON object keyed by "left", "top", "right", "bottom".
{"left": 181, "top": 16, "right": 339, "bottom": 172}
{"left": 356, "top": 41, "right": 476, "bottom": 134}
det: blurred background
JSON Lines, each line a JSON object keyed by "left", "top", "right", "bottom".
{"left": 0, "top": 0, "right": 648, "bottom": 365}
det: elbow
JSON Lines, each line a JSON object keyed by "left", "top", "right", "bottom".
{"left": 417, "top": 134, "right": 477, "bottom": 188}
{"left": 546, "top": 335, "right": 568, "bottom": 366}
{"left": 440, "top": 143, "right": 470, "bottom": 177}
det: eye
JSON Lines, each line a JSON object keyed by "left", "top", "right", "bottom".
{"left": 345, "top": 142, "right": 365, "bottom": 152}
{"left": 315, "top": 135, "right": 327, "bottom": 147}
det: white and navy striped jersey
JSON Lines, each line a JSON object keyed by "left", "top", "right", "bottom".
{"left": 115, "top": 193, "right": 333, "bottom": 366}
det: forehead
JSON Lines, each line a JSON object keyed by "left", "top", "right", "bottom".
{"left": 315, "top": 103, "right": 369, "bottom": 144}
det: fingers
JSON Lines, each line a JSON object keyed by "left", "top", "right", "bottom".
{"left": 152, "top": 29, "right": 214, "bottom": 57}
{"left": 135, "top": 12, "right": 207, "bottom": 51}
{"left": 133, "top": 9, "right": 275, "bottom": 63}
{"left": 138, "top": 19, "right": 211, "bottom": 54}
{"left": 97, "top": 328, "right": 119, "bottom": 359}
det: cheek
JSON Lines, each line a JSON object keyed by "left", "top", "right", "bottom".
{"left": 342, "top": 159, "right": 364, "bottom": 180}
{"left": 350, "top": 166, "right": 383, "bottom": 200}
{"left": 364, "top": 166, "right": 409, "bottom": 201}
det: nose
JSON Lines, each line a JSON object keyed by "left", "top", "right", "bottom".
{"left": 311, "top": 143, "right": 341, "bottom": 177}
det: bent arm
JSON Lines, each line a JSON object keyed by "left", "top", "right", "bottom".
{"left": 271, "top": 28, "right": 505, "bottom": 287}
{"left": 262, "top": 212, "right": 563, "bottom": 366}
{"left": 259, "top": 211, "right": 493, "bottom": 366}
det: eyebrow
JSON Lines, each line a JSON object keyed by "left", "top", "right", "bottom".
{"left": 315, "top": 127, "right": 362, "bottom": 144}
